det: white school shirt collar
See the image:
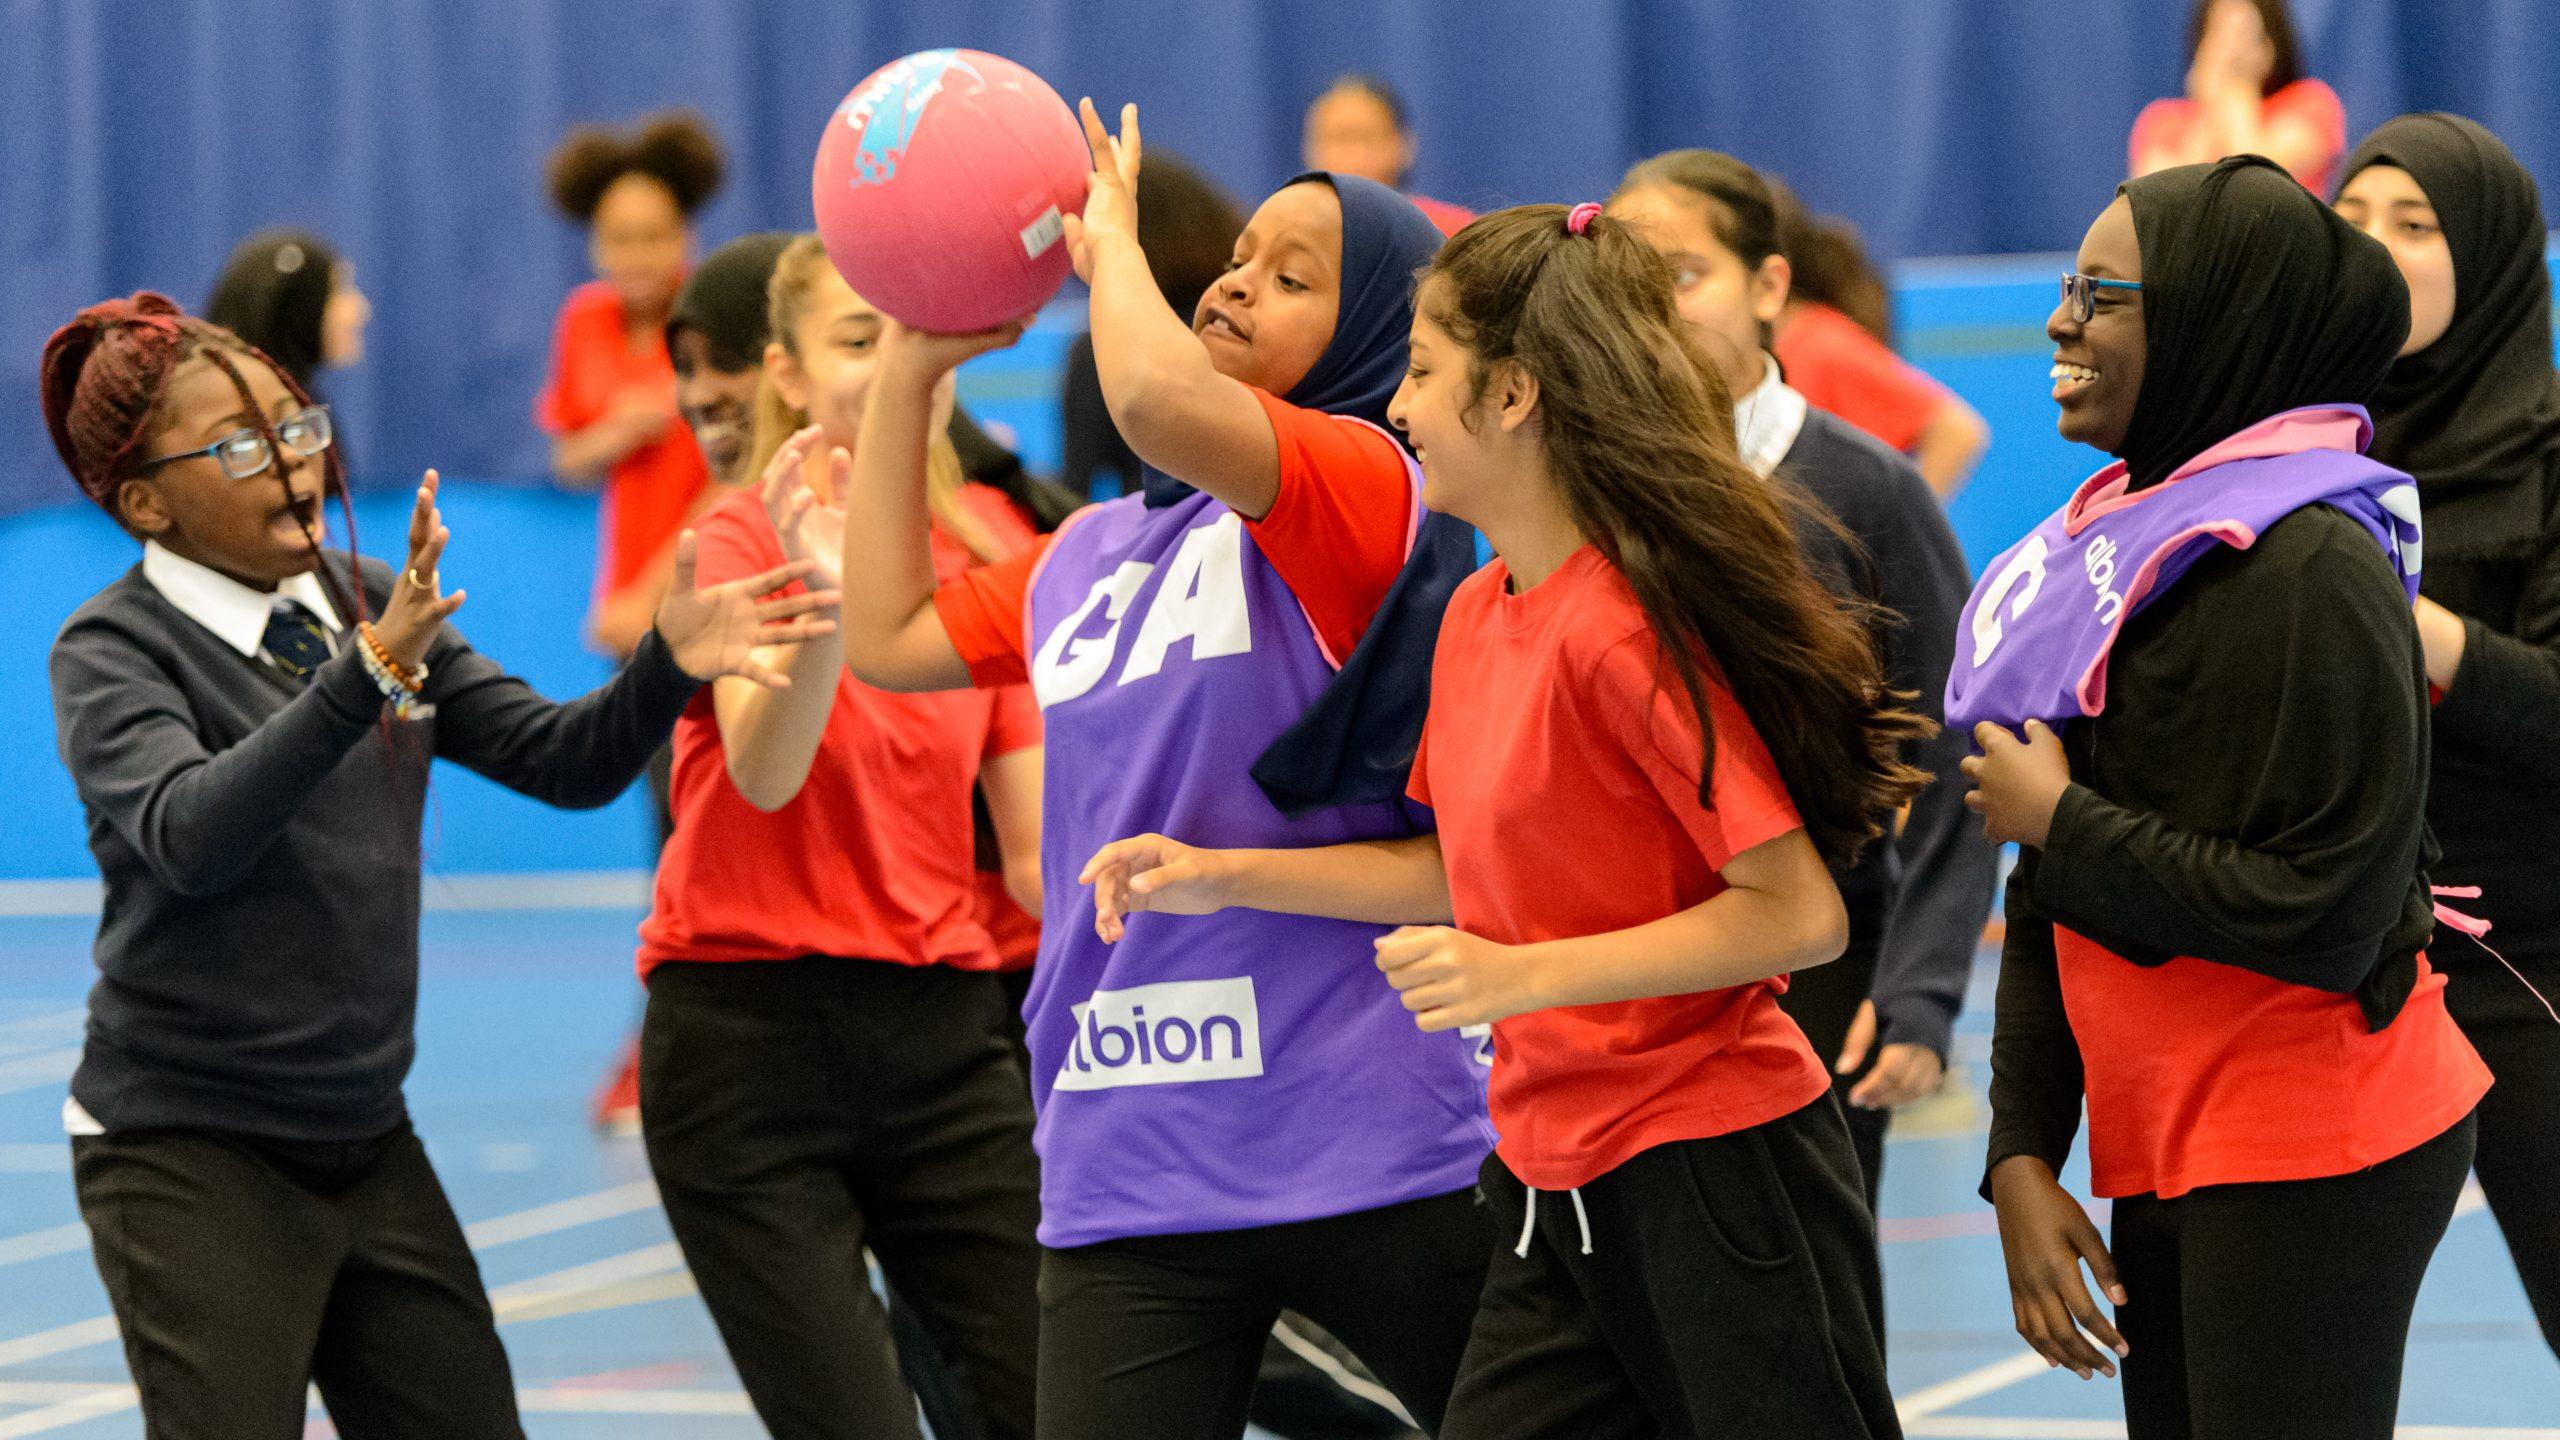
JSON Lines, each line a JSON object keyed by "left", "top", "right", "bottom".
{"left": 140, "top": 541, "right": 344, "bottom": 658}
{"left": 1735, "top": 352, "right": 1810, "bottom": 480}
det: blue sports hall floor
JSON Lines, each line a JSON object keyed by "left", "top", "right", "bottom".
{"left": 0, "top": 890, "right": 2550, "bottom": 1439}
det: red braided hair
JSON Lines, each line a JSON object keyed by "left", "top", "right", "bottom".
{"left": 41, "top": 291, "right": 366, "bottom": 624}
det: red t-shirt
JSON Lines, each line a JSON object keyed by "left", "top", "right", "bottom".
{"left": 958, "top": 489, "right": 1048, "bottom": 971}
{"left": 1409, "top": 546, "right": 1833, "bottom": 1191}
{"left": 1771, "top": 301, "right": 1949, "bottom": 455}
{"left": 2128, "top": 79, "right": 2348, "bottom": 197}
{"left": 2055, "top": 927, "right": 2488, "bottom": 1200}
{"left": 535, "top": 280, "right": 711, "bottom": 606}
{"left": 636, "top": 485, "right": 1042, "bottom": 977}
{"left": 1408, "top": 194, "right": 1476, "bottom": 238}
{"left": 935, "top": 387, "right": 1417, "bottom": 682}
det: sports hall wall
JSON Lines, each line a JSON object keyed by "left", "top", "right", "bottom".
{"left": 5, "top": 0, "right": 2558, "bottom": 880}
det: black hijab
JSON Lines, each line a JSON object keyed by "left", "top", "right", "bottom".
{"left": 1144, "top": 171, "right": 1444, "bottom": 508}
{"left": 2117, "top": 156, "right": 2410, "bottom": 490}
{"left": 2340, "top": 114, "right": 2560, "bottom": 496}
{"left": 666, "top": 231, "right": 795, "bottom": 373}
{"left": 205, "top": 229, "right": 341, "bottom": 394}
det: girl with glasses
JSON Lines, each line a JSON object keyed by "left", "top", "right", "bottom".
{"left": 1960, "top": 157, "right": 2489, "bottom": 1439}
{"left": 42, "top": 293, "right": 833, "bottom": 1439}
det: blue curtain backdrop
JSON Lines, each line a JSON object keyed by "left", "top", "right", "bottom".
{"left": 4, "top": 0, "right": 2557, "bottom": 516}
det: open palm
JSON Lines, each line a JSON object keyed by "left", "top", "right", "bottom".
{"left": 655, "top": 534, "right": 840, "bottom": 689}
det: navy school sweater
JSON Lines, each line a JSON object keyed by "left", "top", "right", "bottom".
{"left": 49, "top": 552, "right": 697, "bottom": 1141}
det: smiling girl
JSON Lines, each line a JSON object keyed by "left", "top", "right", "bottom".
{"left": 1956, "top": 158, "right": 2489, "bottom": 1439}
{"left": 835, "top": 103, "right": 1492, "bottom": 1437}
{"left": 43, "top": 292, "right": 830, "bottom": 1439}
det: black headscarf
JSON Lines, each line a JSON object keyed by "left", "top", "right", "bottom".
{"left": 204, "top": 229, "right": 341, "bottom": 394}
{"left": 1143, "top": 171, "right": 1444, "bottom": 508}
{"left": 2340, "top": 114, "right": 2560, "bottom": 496}
{"left": 2117, "top": 156, "right": 2410, "bottom": 490}
{"left": 666, "top": 231, "right": 795, "bottom": 374}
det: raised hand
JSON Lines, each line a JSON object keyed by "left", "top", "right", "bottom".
{"left": 1060, "top": 98, "right": 1142, "bottom": 284}
{"left": 372, "top": 470, "right": 468, "bottom": 669}
{"left": 879, "top": 317, "right": 1029, "bottom": 385}
{"left": 758, "top": 425, "right": 850, "bottom": 592}
{"left": 653, "top": 533, "right": 840, "bottom": 689}
{"left": 1079, "top": 832, "right": 1234, "bottom": 943}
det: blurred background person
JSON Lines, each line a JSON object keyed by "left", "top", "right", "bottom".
{"left": 1301, "top": 74, "right": 1473, "bottom": 235}
{"left": 2132, "top": 0, "right": 2346, "bottom": 193}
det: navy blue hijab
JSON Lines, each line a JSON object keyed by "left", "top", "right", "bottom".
{"left": 1143, "top": 171, "right": 1444, "bottom": 506}
{"left": 1237, "top": 173, "right": 1482, "bottom": 815}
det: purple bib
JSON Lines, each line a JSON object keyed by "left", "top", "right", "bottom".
{"left": 1021, "top": 488, "right": 1492, "bottom": 1248}
{"left": 1947, "top": 408, "right": 2421, "bottom": 734}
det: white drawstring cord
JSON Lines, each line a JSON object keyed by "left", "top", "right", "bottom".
{"left": 1513, "top": 1186, "right": 1596, "bottom": 1258}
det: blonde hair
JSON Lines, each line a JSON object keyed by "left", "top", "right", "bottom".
{"left": 747, "top": 235, "right": 1007, "bottom": 562}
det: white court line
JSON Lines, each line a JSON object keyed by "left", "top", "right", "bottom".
{"left": 463, "top": 1179, "right": 660, "bottom": 1250}
{"left": 0, "top": 1051, "right": 80, "bottom": 1098}
{"left": 0, "top": 1319, "right": 119, "bottom": 1371}
{"left": 1897, "top": 1349, "right": 2055, "bottom": 1420}
{"left": 0, "top": 1228, "right": 87, "bottom": 1272}
{"left": 0, "top": 1179, "right": 673, "bottom": 1371}
{"left": 0, "top": 872, "right": 652, "bottom": 918}
{"left": 0, "top": 1013, "right": 84, "bottom": 1037}
{"left": 1904, "top": 1414, "right": 2560, "bottom": 1424}
{"left": 487, "top": 1243, "right": 687, "bottom": 1315}
{"left": 0, "top": 1383, "right": 138, "bottom": 1437}
{"left": 0, "top": 1383, "right": 758, "bottom": 1435}
{"left": 516, "top": 1386, "right": 754, "bottom": 1415}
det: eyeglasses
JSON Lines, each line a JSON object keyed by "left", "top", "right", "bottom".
{"left": 2060, "top": 273, "right": 2142, "bottom": 325}
{"left": 135, "top": 405, "right": 333, "bottom": 481}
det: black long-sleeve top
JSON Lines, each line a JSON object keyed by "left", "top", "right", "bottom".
{"left": 2416, "top": 465, "right": 2560, "bottom": 973}
{"left": 1782, "top": 412, "right": 2000, "bottom": 1061}
{"left": 1984, "top": 505, "right": 2438, "bottom": 1186}
{"left": 50, "top": 552, "right": 698, "bottom": 1141}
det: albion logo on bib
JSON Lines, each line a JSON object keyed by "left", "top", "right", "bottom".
{"left": 1053, "top": 977, "right": 1265, "bottom": 1090}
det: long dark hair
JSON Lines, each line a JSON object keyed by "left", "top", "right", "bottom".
{"left": 205, "top": 229, "right": 339, "bottom": 394}
{"left": 2187, "top": 0, "right": 2305, "bottom": 96}
{"left": 1768, "top": 178, "right": 1895, "bottom": 345}
{"left": 1136, "top": 152, "right": 1246, "bottom": 323}
{"left": 1420, "top": 207, "right": 1930, "bottom": 865}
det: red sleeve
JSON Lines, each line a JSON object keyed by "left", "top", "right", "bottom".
{"left": 1776, "top": 306, "right": 1947, "bottom": 455}
{"left": 1242, "top": 389, "right": 1417, "bottom": 661}
{"left": 2127, "top": 98, "right": 2189, "bottom": 176}
{"left": 1581, "top": 632, "right": 1801, "bottom": 870}
{"left": 983, "top": 681, "right": 1044, "bottom": 760}
{"left": 687, "top": 494, "right": 785, "bottom": 592}
{"left": 2270, "top": 79, "right": 2346, "bottom": 188}
{"left": 933, "top": 536, "right": 1051, "bottom": 690}
{"left": 535, "top": 286, "right": 608, "bottom": 437}
{"left": 1404, "top": 709, "right": 1435, "bottom": 808}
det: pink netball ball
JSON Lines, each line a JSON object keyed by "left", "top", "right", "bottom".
{"left": 811, "top": 49, "right": 1090, "bottom": 332}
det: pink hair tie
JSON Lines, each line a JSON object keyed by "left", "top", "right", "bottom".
{"left": 1566, "top": 202, "right": 1602, "bottom": 236}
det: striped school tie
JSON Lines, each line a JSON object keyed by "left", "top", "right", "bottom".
{"left": 260, "top": 598, "right": 333, "bottom": 679}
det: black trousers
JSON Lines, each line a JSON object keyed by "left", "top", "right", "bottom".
{"left": 72, "top": 1124, "right": 522, "bottom": 1440}
{"left": 1775, "top": 930, "right": 1890, "bottom": 1214}
{"left": 1442, "top": 1100, "right": 1898, "bottom": 1440}
{"left": 640, "top": 958, "right": 1043, "bottom": 1440}
{"left": 2446, "top": 959, "right": 2560, "bottom": 1359}
{"left": 2110, "top": 1110, "right": 2476, "bottom": 1440}
{"left": 1037, "top": 1187, "right": 1492, "bottom": 1440}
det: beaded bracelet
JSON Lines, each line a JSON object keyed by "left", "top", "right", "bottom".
{"left": 355, "top": 622, "right": 428, "bottom": 713}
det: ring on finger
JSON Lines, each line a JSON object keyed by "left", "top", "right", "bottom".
{"left": 406, "top": 567, "right": 438, "bottom": 590}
